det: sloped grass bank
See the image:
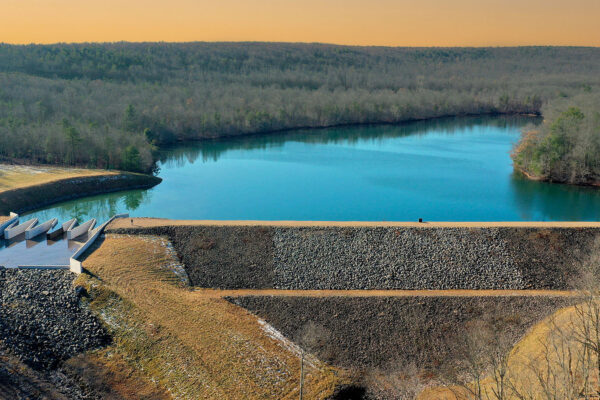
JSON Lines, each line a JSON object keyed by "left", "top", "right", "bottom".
{"left": 0, "top": 166, "right": 161, "bottom": 215}
{"left": 78, "top": 234, "right": 344, "bottom": 399}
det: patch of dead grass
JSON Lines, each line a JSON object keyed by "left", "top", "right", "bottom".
{"left": 63, "top": 349, "right": 171, "bottom": 400}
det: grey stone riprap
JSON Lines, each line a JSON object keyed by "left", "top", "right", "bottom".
{"left": 0, "top": 268, "right": 110, "bottom": 370}
{"left": 108, "top": 225, "right": 599, "bottom": 290}
{"left": 273, "top": 227, "right": 525, "bottom": 289}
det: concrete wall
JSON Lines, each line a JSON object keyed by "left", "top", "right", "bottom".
{"left": 70, "top": 213, "right": 129, "bottom": 273}
{"left": 108, "top": 224, "right": 600, "bottom": 290}
{"left": 67, "top": 219, "right": 96, "bottom": 240}
{"left": 4, "top": 220, "right": 18, "bottom": 232}
{"left": 5, "top": 218, "right": 38, "bottom": 239}
{"left": 25, "top": 218, "right": 57, "bottom": 239}
{"left": 0, "top": 213, "right": 19, "bottom": 234}
{"left": 62, "top": 218, "right": 77, "bottom": 232}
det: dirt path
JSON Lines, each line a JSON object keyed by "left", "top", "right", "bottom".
{"left": 110, "top": 217, "right": 600, "bottom": 229}
{"left": 192, "top": 289, "right": 579, "bottom": 298}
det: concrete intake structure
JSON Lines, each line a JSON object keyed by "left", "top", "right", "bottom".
{"left": 67, "top": 219, "right": 96, "bottom": 240}
{"left": 5, "top": 218, "right": 38, "bottom": 240}
{"left": 69, "top": 213, "right": 129, "bottom": 274}
{"left": 25, "top": 218, "right": 57, "bottom": 239}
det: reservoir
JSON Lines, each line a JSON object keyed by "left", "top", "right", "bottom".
{"left": 26, "top": 116, "right": 600, "bottom": 222}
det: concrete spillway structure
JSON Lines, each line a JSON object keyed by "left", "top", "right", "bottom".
{"left": 0, "top": 213, "right": 19, "bottom": 235}
{"left": 62, "top": 218, "right": 77, "bottom": 232}
{"left": 4, "top": 220, "right": 18, "bottom": 232}
{"left": 25, "top": 218, "right": 58, "bottom": 239}
{"left": 70, "top": 213, "right": 128, "bottom": 274}
{"left": 5, "top": 218, "right": 38, "bottom": 240}
{"left": 67, "top": 219, "right": 96, "bottom": 240}
{"left": 0, "top": 212, "right": 127, "bottom": 272}
{"left": 47, "top": 218, "right": 77, "bottom": 240}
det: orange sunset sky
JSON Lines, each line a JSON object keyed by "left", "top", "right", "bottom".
{"left": 2, "top": 0, "right": 600, "bottom": 46}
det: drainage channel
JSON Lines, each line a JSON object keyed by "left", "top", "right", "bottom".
{"left": 0, "top": 232, "right": 88, "bottom": 268}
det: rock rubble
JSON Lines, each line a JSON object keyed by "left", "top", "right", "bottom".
{"left": 0, "top": 268, "right": 110, "bottom": 370}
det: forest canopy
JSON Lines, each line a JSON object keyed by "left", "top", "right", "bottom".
{"left": 0, "top": 43, "right": 599, "bottom": 173}
{"left": 512, "top": 93, "right": 600, "bottom": 185}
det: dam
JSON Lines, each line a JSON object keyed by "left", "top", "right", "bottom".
{"left": 104, "top": 218, "right": 598, "bottom": 370}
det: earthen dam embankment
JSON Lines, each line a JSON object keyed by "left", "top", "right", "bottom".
{"left": 106, "top": 220, "right": 596, "bottom": 370}
{"left": 108, "top": 220, "right": 600, "bottom": 291}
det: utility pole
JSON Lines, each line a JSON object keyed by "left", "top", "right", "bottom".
{"left": 299, "top": 350, "right": 304, "bottom": 400}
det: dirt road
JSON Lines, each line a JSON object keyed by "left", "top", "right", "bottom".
{"left": 192, "top": 288, "right": 579, "bottom": 298}
{"left": 110, "top": 217, "right": 600, "bottom": 229}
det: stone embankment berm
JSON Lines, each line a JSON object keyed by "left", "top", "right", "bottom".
{"left": 0, "top": 268, "right": 110, "bottom": 370}
{"left": 109, "top": 225, "right": 599, "bottom": 290}
{"left": 231, "top": 295, "right": 574, "bottom": 369}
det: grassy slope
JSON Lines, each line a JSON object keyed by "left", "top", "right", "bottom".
{"left": 62, "top": 350, "right": 171, "bottom": 399}
{"left": 0, "top": 164, "right": 117, "bottom": 192}
{"left": 78, "top": 234, "right": 343, "bottom": 400}
{"left": 0, "top": 164, "right": 161, "bottom": 215}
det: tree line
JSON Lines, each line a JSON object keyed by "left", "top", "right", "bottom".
{"left": 512, "top": 92, "right": 600, "bottom": 185}
{"left": 0, "top": 43, "right": 599, "bottom": 172}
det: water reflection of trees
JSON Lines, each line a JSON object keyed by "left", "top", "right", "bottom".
{"left": 158, "top": 115, "right": 540, "bottom": 169}
{"left": 26, "top": 189, "right": 151, "bottom": 223}
{"left": 511, "top": 173, "right": 600, "bottom": 220}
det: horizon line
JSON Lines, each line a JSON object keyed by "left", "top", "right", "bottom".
{"left": 2, "top": 40, "right": 600, "bottom": 49}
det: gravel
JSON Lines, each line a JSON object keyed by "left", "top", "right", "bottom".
{"left": 0, "top": 268, "right": 110, "bottom": 370}
{"left": 109, "top": 225, "right": 598, "bottom": 290}
{"left": 273, "top": 227, "right": 524, "bottom": 290}
{"left": 231, "top": 295, "right": 574, "bottom": 369}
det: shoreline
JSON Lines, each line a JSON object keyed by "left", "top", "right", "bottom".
{"left": 164, "top": 111, "right": 541, "bottom": 145}
{"left": 108, "top": 217, "right": 600, "bottom": 229}
{"left": 0, "top": 172, "right": 161, "bottom": 215}
{"left": 513, "top": 164, "right": 600, "bottom": 188}
{"left": 0, "top": 112, "right": 591, "bottom": 218}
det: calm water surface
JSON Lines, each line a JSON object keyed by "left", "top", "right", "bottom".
{"left": 0, "top": 233, "right": 85, "bottom": 267}
{"left": 26, "top": 116, "right": 600, "bottom": 222}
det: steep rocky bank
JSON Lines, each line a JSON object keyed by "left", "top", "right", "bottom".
{"left": 0, "top": 268, "right": 110, "bottom": 370}
{"left": 108, "top": 225, "right": 598, "bottom": 290}
{"left": 230, "top": 295, "right": 573, "bottom": 370}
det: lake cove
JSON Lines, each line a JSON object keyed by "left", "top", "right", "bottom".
{"left": 25, "top": 116, "right": 600, "bottom": 222}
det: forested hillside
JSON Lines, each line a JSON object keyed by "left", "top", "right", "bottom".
{"left": 1, "top": 43, "right": 599, "bottom": 172}
{"left": 512, "top": 93, "right": 600, "bottom": 185}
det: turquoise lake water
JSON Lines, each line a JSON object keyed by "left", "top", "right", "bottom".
{"left": 26, "top": 116, "right": 600, "bottom": 222}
